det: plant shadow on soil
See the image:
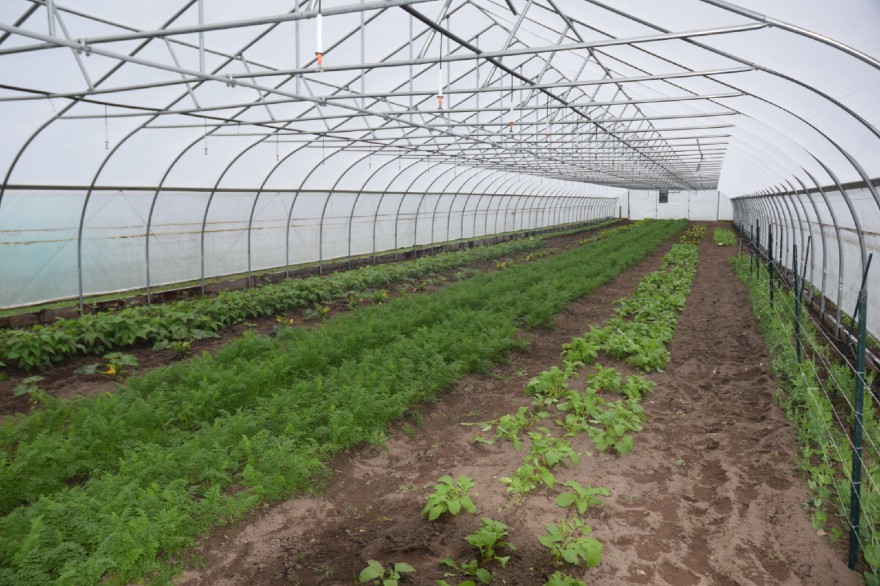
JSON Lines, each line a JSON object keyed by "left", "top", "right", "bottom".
{"left": 174, "top": 224, "right": 862, "bottom": 586}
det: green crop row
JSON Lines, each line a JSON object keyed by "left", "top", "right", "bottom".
{"left": 712, "top": 228, "right": 736, "bottom": 246}
{"left": 462, "top": 239, "right": 699, "bottom": 583}
{"left": 679, "top": 224, "right": 707, "bottom": 245}
{"left": 0, "top": 221, "right": 623, "bottom": 372}
{"left": 732, "top": 254, "right": 880, "bottom": 581}
{"left": 477, "top": 241, "right": 700, "bottom": 469}
{"left": 0, "top": 220, "right": 686, "bottom": 586}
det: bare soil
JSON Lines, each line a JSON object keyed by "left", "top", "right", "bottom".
{"left": 176, "top": 224, "right": 861, "bottom": 586}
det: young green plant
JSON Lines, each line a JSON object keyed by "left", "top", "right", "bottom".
{"left": 421, "top": 475, "right": 477, "bottom": 520}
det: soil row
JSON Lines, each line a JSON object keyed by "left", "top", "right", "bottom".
{"left": 177, "top": 222, "right": 859, "bottom": 585}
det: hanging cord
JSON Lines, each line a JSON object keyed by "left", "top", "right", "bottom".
{"left": 203, "top": 117, "right": 208, "bottom": 155}
{"left": 103, "top": 104, "right": 109, "bottom": 150}
{"left": 276, "top": 130, "right": 279, "bottom": 161}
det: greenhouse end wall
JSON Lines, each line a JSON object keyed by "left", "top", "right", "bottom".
{"left": 624, "top": 190, "right": 733, "bottom": 221}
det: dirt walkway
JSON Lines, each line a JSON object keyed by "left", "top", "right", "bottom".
{"left": 581, "top": 234, "right": 859, "bottom": 585}
{"left": 176, "top": 226, "right": 860, "bottom": 586}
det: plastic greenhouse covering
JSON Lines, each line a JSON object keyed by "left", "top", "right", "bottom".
{"left": 0, "top": 0, "right": 877, "bottom": 338}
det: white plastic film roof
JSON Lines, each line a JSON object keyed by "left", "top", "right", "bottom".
{"left": 0, "top": 0, "right": 879, "bottom": 313}
{"left": 0, "top": 0, "right": 877, "bottom": 193}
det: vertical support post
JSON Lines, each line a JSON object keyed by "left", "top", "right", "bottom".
{"left": 768, "top": 224, "right": 774, "bottom": 308}
{"left": 198, "top": 0, "right": 205, "bottom": 73}
{"left": 751, "top": 223, "right": 757, "bottom": 275}
{"left": 778, "top": 217, "right": 784, "bottom": 270}
{"left": 794, "top": 243, "right": 801, "bottom": 363}
{"left": 47, "top": 0, "right": 56, "bottom": 36}
{"left": 844, "top": 254, "right": 874, "bottom": 354}
{"left": 802, "top": 235, "right": 812, "bottom": 299}
{"left": 848, "top": 285, "right": 868, "bottom": 569}
{"left": 295, "top": 0, "right": 300, "bottom": 93}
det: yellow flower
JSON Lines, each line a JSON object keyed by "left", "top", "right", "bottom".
{"left": 102, "top": 364, "right": 117, "bottom": 376}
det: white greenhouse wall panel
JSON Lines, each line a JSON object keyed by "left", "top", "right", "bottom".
{"left": 625, "top": 190, "right": 732, "bottom": 221}
{"left": 0, "top": 190, "right": 614, "bottom": 309}
{"left": 0, "top": 191, "right": 81, "bottom": 307}
{"left": 737, "top": 187, "right": 879, "bottom": 339}
{"left": 148, "top": 191, "right": 209, "bottom": 288}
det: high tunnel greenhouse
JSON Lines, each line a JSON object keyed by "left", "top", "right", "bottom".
{"left": 0, "top": 1, "right": 879, "bottom": 585}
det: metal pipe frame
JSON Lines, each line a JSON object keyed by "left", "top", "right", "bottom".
{"left": 1, "top": 0, "right": 878, "bottom": 318}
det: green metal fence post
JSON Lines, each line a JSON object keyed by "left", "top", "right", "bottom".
{"left": 749, "top": 224, "right": 754, "bottom": 274}
{"left": 794, "top": 243, "right": 801, "bottom": 362}
{"left": 754, "top": 223, "right": 759, "bottom": 277}
{"left": 768, "top": 224, "right": 774, "bottom": 308}
{"left": 848, "top": 285, "right": 868, "bottom": 569}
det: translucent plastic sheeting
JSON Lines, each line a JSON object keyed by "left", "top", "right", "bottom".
{"left": 0, "top": 0, "right": 879, "bottom": 310}
{"left": 624, "top": 189, "right": 731, "bottom": 221}
{"left": 734, "top": 187, "right": 880, "bottom": 338}
{"left": 0, "top": 188, "right": 615, "bottom": 308}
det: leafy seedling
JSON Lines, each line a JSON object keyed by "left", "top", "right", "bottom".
{"left": 104, "top": 352, "right": 138, "bottom": 375}
{"left": 465, "top": 517, "right": 515, "bottom": 567}
{"left": 75, "top": 351, "right": 139, "bottom": 376}
{"left": 527, "top": 428, "right": 580, "bottom": 468}
{"left": 421, "top": 475, "right": 477, "bottom": 520}
{"left": 358, "top": 559, "right": 415, "bottom": 585}
{"left": 153, "top": 339, "right": 193, "bottom": 359}
{"left": 586, "top": 364, "right": 621, "bottom": 392}
{"left": 555, "top": 481, "right": 610, "bottom": 514}
{"left": 621, "top": 375, "right": 654, "bottom": 402}
{"left": 303, "top": 303, "right": 331, "bottom": 321}
{"left": 344, "top": 291, "right": 366, "bottom": 309}
{"left": 500, "top": 461, "right": 555, "bottom": 496}
{"left": 526, "top": 366, "right": 576, "bottom": 402}
{"left": 12, "top": 375, "right": 44, "bottom": 397}
{"left": 538, "top": 518, "right": 603, "bottom": 567}
{"left": 440, "top": 557, "right": 492, "bottom": 584}
{"left": 543, "top": 572, "right": 587, "bottom": 586}
{"left": 561, "top": 337, "right": 599, "bottom": 366}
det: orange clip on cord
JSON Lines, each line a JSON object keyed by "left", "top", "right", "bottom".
{"left": 315, "top": 52, "right": 323, "bottom": 71}
{"left": 508, "top": 120, "right": 514, "bottom": 132}
{"left": 437, "top": 95, "right": 444, "bottom": 109}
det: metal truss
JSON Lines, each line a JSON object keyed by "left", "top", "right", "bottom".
{"left": 0, "top": 0, "right": 878, "bottom": 328}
